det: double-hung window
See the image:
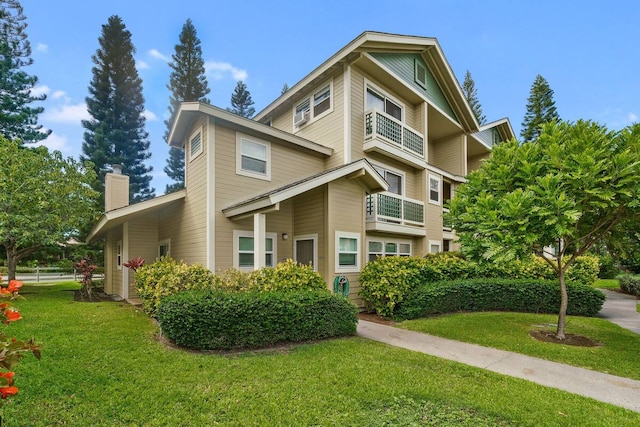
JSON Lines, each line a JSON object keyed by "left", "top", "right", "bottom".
{"left": 293, "top": 81, "right": 333, "bottom": 127}
{"left": 336, "top": 232, "right": 360, "bottom": 272}
{"left": 234, "top": 231, "right": 277, "bottom": 270}
{"left": 429, "top": 174, "right": 441, "bottom": 205}
{"left": 236, "top": 133, "right": 271, "bottom": 181}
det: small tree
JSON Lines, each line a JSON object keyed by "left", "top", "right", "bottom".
{"left": 461, "top": 70, "right": 486, "bottom": 125}
{"left": 0, "top": 138, "right": 99, "bottom": 280}
{"left": 448, "top": 120, "right": 640, "bottom": 339}
{"left": 227, "top": 81, "right": 255, "bottom": 118}
{"left": 520, "top": 74, "right": 560, "bottom": 143}
{"left": 75, "top": 258, "right": 97, "bottom": 301}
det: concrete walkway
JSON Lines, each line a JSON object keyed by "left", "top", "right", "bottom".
{"left": 357, "top": 291, "right": 640, "bottom": 413}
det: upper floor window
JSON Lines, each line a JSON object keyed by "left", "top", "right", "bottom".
{"left": 366, "top": 86, "right": 402, "bottom": 121}
{"left": 189, "top": 128, "right": 203, "bottom": 161}
{"left": 294, "top": 81, "right": 333, "bottom": 127}
{"left": 373, "top": 164, "right": 404, "bottom": 196}
{"left": 429, "top": 174, "right": 441, "bottom": 205}
{"left": 236, "top": 133, "right": 271, "bottom": 181}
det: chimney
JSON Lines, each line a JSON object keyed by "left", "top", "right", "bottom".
{"left": 104, "top": 164, "right": 129, "bottom": 212}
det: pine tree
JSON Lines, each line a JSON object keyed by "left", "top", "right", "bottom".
{"left": 81, "top": 15, "right": 154, "bottom": 205}
{"left": 461, "top": 70, "right": 486, "bottom": 125}
{"left": 0, "top": 0, "right": 50, "bottom": 143}
{"left": 281, "top": 83, "right": 289, "bottom": 95}
{"left": 520, "top": 74, "right": 560, "bottom": 142}
{"left": 164, "top": 18, "right": 210, "bottom": 194}
{"left": 227, "top": 81, "right": 255, "bottom": 118}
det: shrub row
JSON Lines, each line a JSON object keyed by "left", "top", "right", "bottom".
{"left": 135, "top": 258, "right": 327, "bottom": 316}
{"left": 617, "top": 274, "right": 640, "bottom": 296}
{"left": 157, "top": 290, "right": 358, "bottom": 350}
{"left": 393, "top": 279, "right": 606, "bottom": 321}
{"left": 359, "top": 253, "right": 600, "bottom": 317}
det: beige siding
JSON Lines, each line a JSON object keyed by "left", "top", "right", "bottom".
{"left": 327, "top": 178, "right": 366, "bottom": 305}
{"left": 468, "top": 153, "right": 489, "bottom": 172}
{"left": 365, "top": 152, "right": 422, "bottom": 201}
{"left": 429, "top": 135, "right": 465, "bottom": 176}
{"left": 293, "top": 187, "right": 327, "bottom": 278}
{"left": 127, "top": 220, "right": 159, "bottom": 297}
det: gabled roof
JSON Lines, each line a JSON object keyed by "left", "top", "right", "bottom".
{"left": 223, "top": 159, "right": 388, "bottom": 219}
{"left": 254, "top": 31, "right": 480, "bottom": 133}
{"left": 86, "top": 190, "right": 187, "bottom": 242}
{"left": 471, "top": 118, "right": 516, "bottom": 149}
{"left": 168, "top": 102, "right": 333, "bottom": 156}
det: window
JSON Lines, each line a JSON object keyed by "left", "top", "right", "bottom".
{"left": 366, "top": 86, "right": 402, "bottom": 121}
{"left": 236, "top": 134, "right": 271, "bottom": 181}
{"left": 158, "top": 239, "right": 170, "bottom": 259}
{"left": 189, "top": 128, "right": 203, "bottom": 160}
{"left": 374, "top": 165, "right": 404, "bottom": 196}
{"left": 367, "top": 239, "right": 411, "bottom": 261}
{"left": 294, "top": 81, "right": 333, "bottom": 127}
{"left": 336, "top": 232, "right": 360, "bottom": 272}
{"left": 116, "top": 240, "right": 123, "bottom": 270}
{"left": 429, "top": 174, "right": 441, "bottom": 205}
{"left": 234, "top": 231, "right": 277, "bottom": 270}
{"left": 414, "top": 59, "right": 428, "bottom": 89}
{"left": 429, "top": 240, "right": 442, "bottom": 254}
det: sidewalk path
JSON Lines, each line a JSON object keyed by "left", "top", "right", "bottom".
{"left": 597, "top": 289, "right": 640, "bottom": 334}
{"left": 357, "top": 291, "right": 640, "bottom": 413}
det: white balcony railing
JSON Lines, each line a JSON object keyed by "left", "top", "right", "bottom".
{"left": 364, "top": 109, "right": 424, "bottom": 158}
{"left": 366, "top": 192, "right": 425, "bottom": 226}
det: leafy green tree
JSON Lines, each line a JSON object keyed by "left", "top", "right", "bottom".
{"left": 227, "top": 80, "right": 255, "bottom": 118}
{"left": 520, "top": 74, "right": 560, "bottom": 142}
{"left": 0, "top": 137, "right": 99, "bottom": 280}
{"left": 81, "top": 15, "right": 154, "bottom": 205}
{"left": 448, "top": 121, "right": 640, "bottom": 339}
{"left": 164, "top": 18, "right": 210, "bottom": 194}
{"left": 0, "top": 0, "right": 50, "bottom": 143}
{"left": 461, "top": 70, "right": 485, "bottom": 125}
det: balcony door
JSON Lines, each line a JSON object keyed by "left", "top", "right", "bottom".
{"left": 366, "top": 87, "right": 402, "bottom": 121}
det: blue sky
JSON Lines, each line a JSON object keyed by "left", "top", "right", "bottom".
{"left": 20, "top": 0, "right": 639, "bottom": 194}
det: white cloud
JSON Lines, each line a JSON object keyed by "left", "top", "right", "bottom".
{"left": 143, "top": 109, "right": 158, "bottom": 122}
{"left": 137, "top": 60, "right": 149, "bottom": 70}
{"left": 42, "top": 102, "right": 90, "bottom": 123}
{"left": 149, "top": 49, "right": 169, "bottom": 62}
{"left": 36, "top": 132, "right": 70, "bottom": 153}
{"left": 36, "top": 43, "right": 48, "bottom": 53}
{"left": 629, "top": 112, "right": 638, "bottom": 123}
{"left": 52, "top": 90, "right": 67, "bottom": 100}
{"left": 30, "top": 85, "right": 50, "bottom": 97}
{"left": 205, "top": 61, "right": 248, "bottom": 81}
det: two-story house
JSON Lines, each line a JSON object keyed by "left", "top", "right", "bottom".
{"left": 87, "top": 31, "right": 514, "bottom": 303}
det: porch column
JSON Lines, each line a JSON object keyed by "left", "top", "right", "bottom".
{"left": 253, "top": 213, "right": 266, "bottom": 270}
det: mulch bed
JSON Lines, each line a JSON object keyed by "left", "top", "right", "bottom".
{"left": 529, "top": 329, "right": 602, "bottom": 347}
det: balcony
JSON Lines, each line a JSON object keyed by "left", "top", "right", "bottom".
{"left": 366, "top": 192, "right": 425, "bottom": 229}
{"left": 364, "top": 109, "right": 425, "bottom": 167}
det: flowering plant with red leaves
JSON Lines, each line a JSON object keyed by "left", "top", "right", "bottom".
{"left": 123, "top": 256, "right": 145, "bottom": 272}
{"left": 0, "top": 274, "right": 41, "bottom": 421}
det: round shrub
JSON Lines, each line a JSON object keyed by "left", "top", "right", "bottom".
{"left": 597, "top": 254, "right": 619, "bottom": 279}
{"left": 134, "top": 257, "right": 214, "bottom": 316}
{"left": 565, "top": 255, "right": 600, "bottom": 285}
{"left": 617, "top": 274, "right": 640, "bottom": 296}
{"left": 252, "top": 259, "right": 327, "bottom": 292}
{"left": 393, "top": 279, "right": 606, "bottom": 321}
{"left": 157, "top": 289, "right": 358, "bottom": 350}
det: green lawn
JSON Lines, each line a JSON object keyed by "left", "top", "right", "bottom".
{"left": 594, "top": 279, "right": 620, "bottom": 289}
{"left": 2, "top": 285, "right": 639, "bottom": 426}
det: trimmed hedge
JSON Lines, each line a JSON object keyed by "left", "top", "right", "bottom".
{"left": 393, "top": 279, "right": 606, "bottom": 321}
{"left": 617, "top": 274, "right": 640, "bottom": 296}
{"left": 157, "top": 290, "right": 358, "bottom": 350}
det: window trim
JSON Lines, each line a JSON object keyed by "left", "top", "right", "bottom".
{"left": 335, "top": 231, "right": 361, "bottom": 273}
{"left": 429, "top": 240, "right": 442, "bottom": 254}
{"left": 414, "top": 58, "right": 428, "bottom": 89}
{"left": 366, "top": 238, "right": 412, "bottom": 262}
{"left": 116, "top": 240, "right": 123, "bottom": 270}
{"left": 293, "top": 79, "right": 334, "bottom": 128}
{"left": 233, "top": 230, "right": 277, "bottom": 271}
{"left": 158, "top": 239, "right": 171, "bottom": 260}
{"left": 429, "top": 174, "right": 441, "bottom": 205}
{"left": 236, "top": 133, "right": 271, "bottom": 181}
{"left": 364, "top": 79, "right": 405, "bottom": 122}
{"left": 189, "top": 127, "right": 203, "bottom": 161}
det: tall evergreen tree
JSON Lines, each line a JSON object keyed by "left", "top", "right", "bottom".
{"left": 520, "top": 74, "right": 560, "bottom": 142}
{"left": 461, "top": 70, "right": 486, "bottom": 125}
{"left": 281, "top": 83, "right": 289, "bottom": 95}
{"left": 81, "top": 15, "right": 154, "bottom": 205}
{"left": 0, "top": 0, "right": 50, "bottom": 143}
{"left": 227, "top": 81, "right": 255, "bottom": 118}
{"left": 164, "top": 18, "right": 210, "bottom": 194}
